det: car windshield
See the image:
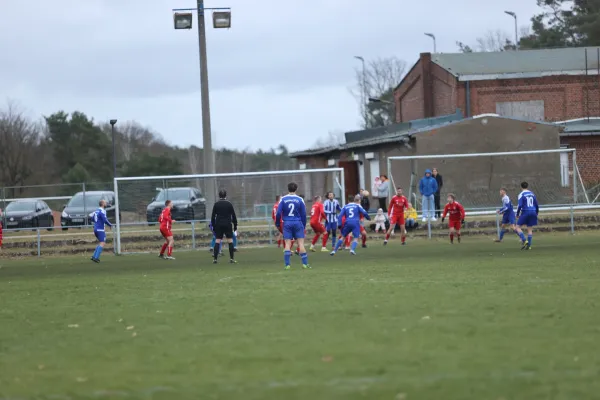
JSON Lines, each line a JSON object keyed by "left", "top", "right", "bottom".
{"left": 67, "top": 194, "right": 104, "bottom": 208}
{"left": 6, "top": 201, "right": 36, "bottom": 212}
{"left": 155, "top": 189, "right": 190, "bottom": 201}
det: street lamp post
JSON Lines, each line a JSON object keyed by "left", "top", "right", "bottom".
{"left": 504, "top": 11, "right": 518, "bottom": 50}
{"left": 424, "top": 33, "right": 436, "bottom": 53}
{"left": 110, "top": 119, "right": 117, "bottom": 179}
{"left": 354, "top": 56, "right": 367, "bottom": 128}
{"left": 173, "top": 2, "right": 231, "bottom": 212}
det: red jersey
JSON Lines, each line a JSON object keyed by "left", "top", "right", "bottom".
{"left": 159, "top": 207, "right": 172, "bottom": 230}
{"left": 388, "top": 195, "right": 409, "bottom": 217}
{"left": 443, "top": 201, "right": 465, "bottom": 221}
{"left": 272, "top": 202, "right": 279, "bottom": 221}
{"left": 310, "top": 202, "right": 325, "bottom": 225}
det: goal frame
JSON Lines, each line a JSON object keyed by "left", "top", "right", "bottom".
{"left": 112, "top": 167, "right": 345, "bottom": 255}
{"left": 387, "top": 148, "right": 578, "bottom": 206}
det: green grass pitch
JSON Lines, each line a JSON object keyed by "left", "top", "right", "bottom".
{"left": 1, "top": 233, "right": 600, "bottom": 399}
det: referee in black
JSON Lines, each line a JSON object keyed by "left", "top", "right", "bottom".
{"left": 211, "top": 189, "right": 238, "bottom": 264}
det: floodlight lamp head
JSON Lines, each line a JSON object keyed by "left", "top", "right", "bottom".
{"left": 109, "top": 119, "right": 117, "bottom": 126}
{"left": 174, "top": 12, "right": 193, "bottom": 29}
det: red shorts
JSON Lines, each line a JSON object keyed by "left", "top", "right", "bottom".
{"left": 390, "top": 215, "right": 405, "bottom": 226}
{"left": 160, "top": 227, "right": 172, "bottom": 238}
{"left": 310, "top": 222, "right": 325, "bottom": 234}
{"left": 449, "top": 220, "right": 461, "bottom": 230}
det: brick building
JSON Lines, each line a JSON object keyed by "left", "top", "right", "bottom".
{"left": 292, "top": 115, "right": 572, "bottom": 208}
{"left": 394, "top": 47, "right": 600, "bottom": 123}
{"left": 559, "top": 118, "right": 600, "bottom": 187}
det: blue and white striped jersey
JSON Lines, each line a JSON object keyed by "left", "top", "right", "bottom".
{"left": 323, "top": 198, "right": 341, "bottom": 224}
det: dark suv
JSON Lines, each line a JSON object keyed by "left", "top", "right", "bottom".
{"left": 61, "top": 191, "right": 117, "bottom": 230}
{"left": 146, "top": 187, "right": 206, "bottom": 224}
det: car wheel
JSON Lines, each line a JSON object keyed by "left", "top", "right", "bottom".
{"left": 47, "top": 217, "right": 54, "bottom": 231}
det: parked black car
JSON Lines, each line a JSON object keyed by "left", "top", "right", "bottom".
{"left": 3, "top": 199, "right": 54, "bottom": 231}
{"left": 61, "top": 191, "right": 117, "bottom": 230}
{"left": 146, "top": 187, "right": 206, "bottom": 224}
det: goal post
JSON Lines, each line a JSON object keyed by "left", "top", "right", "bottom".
{"left": 112, "top": 168, "right": 345, "bottom": 255}
{"left": 386, "top": 148, "right": 582, "bottom": 213}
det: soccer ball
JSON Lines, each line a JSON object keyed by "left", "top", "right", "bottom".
{"left": 362, "top": 190, "right": 370, "bottom": 197}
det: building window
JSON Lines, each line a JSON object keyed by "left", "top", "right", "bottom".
{"left": 496, "top": 100, "right": 544, "bottom": 121}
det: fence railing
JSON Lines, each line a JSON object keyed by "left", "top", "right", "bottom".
{"left": 2, "top": 204, "right": 600, "bottom": 257}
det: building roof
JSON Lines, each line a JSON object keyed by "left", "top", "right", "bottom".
{"left": 431, "top": 47, "right": 600, "bottom": 81}
{"left": 557, "top": 117, "right": 600, "bottom": 136}
{"left": 290, "top": 114, "right": 559, "bottom": 158}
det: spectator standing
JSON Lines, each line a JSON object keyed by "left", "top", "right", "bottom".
{"left": 433, "top": 168, "right": 443, "bottom": 218}
{"left": 360, "top": 189, "right": 371, "bottom": 212}
{"left": 377, "top": 175, "right": 390, "bottom": 212}
{"left": 419, "top": 169, "right": 438, "bottom": 221}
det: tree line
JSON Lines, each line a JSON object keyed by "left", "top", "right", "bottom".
{"left": 0, "top": 101, "right": 295, "bottom": 193}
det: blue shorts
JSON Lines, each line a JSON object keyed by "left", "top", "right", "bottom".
{"left": 325, "top": 221, "right": 338, "bottom": 231}
{"left": 283, "top": 221, "right": 305, "bottom": 240}
{"left": 94, "top": 230, "right": 106, "bottom": 242}
{"left": 517, "top": 212, "right": 538, "bottom": 227}
{"left": 340, "top": 222, "right": 361, "bottom": 239}
{"left": 502, "top": 212, "right": 516, "bottom": 225}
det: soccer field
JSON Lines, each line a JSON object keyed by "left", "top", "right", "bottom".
{"left": 1, "top": 233, "right": 600, "bottom": 399}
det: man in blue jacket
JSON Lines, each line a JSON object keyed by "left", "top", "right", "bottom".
{"left": 419, "top": 169, "right": 438, "bottom": 222}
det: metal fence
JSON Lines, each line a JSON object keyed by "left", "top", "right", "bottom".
{"left": 2, "top": 205, "right": 600, "bottom": 258}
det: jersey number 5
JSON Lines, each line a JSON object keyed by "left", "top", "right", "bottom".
{"left": 348, "top": 208, "right": 355, "bottom": 218}
{"left": 288, "top": 204, "right": 295, "bottom": 216}
{"left": 527, "top": 197, "right": 534, "bottom": 207}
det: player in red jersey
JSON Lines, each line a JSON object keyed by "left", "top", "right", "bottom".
{"left": 309, "top": 195, "right": 328, "bottom": 252}
{"left": 442, "top": 193, "right": 466, "bottom": 244}
{"left": 384, "top": 187, "right": 409, "bottom": 245}
{"left": 158, "top": 200, "right": 175, "bottom": 259}
{"left": 272, "top": 195, "right": 283, "bottom": 248}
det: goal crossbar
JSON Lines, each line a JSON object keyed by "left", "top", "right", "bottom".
{"left": 386, "top": 148, "right": 575, "bottom": 161}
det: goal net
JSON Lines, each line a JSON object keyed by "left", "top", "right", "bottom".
{"left": 113, "top": 168, "right": 345, "bottom": 254}
{"left": 387, "top": 148, "right": 585, "bottom": 215}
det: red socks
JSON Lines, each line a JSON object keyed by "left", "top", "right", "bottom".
{"left": 385, "top": 233, "right": 390, "bottom": 240}
{"left": 361, "top": 235, "right": 366, "bottom": 246}
{"left": 322, "top": 233, "right": 329, "bottom": 247}
{"left": 312, "top": 234, "right": 320, "bottom": 245}
{"left": 167, "top": 246, "right": 173, "bottom": 256}
{"left": 401, "top": 235, "right": 406, "bottom": 243}
{"left": 160, "top": 243, "right": 168, "bottom": 255}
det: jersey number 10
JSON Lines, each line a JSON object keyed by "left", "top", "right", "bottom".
{"left": 527, "top": 197, "right": 534, "bottom": 207}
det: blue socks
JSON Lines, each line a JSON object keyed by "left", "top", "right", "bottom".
{"left": 93, "top": 245, "right": 103, "bottom": 260}
{"left": 331, "top": 230, "right": 337, "bottom": 248}
{"left": 518, "top": 232, "right": 526, "bottom": 242}
{"left": 284, "top": 250, "right": 291, "bottom": 266}
{"left": 350, "top": 241, "right": 358, "bottom": 252}
{"left": 334, "top": 239, "right": 343, "bottom": 252}
{"left": 210, "top": 236, "right": 216, "bottom": 248}
{"left": 527, "top": 235, "right": 532, "bottom": 246}
{"left": 233, "top": 235, "right": 237, "bottom": 248}
{"left": 300, "top": 252, "right": 308, "bottom": 265}
{"left": 499, "top": 229, "right": 506, "bottom": 240}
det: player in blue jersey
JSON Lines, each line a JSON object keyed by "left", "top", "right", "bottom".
{"left": 91, "top": 199, "right": 112, "bottom": 263}
{"left": 495, "top": 187, "right": 518, "bottom": 243}
{"left": 330, "top": 195, "right": 370, "bottom": 256}
{"left": 275, "top": 182, "right": 309, "bottom": 270}
{"left": 323, "top": 191, "right": 342, "bottom": 250}
{"left": 515, "top": 182, "right": 539, "bottom": 250}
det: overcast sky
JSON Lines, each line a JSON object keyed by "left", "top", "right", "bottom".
{"left": 1, "top": 0, "right": 541, "bottom": 152}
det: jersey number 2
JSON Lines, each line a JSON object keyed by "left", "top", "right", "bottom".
{"left": 288, "top": 204, "right": 295, "bottom": 216}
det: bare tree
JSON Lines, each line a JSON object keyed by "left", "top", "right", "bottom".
{"left": 0, "top": 101, "right": 40, "bottom": 189}
{"left": 101, "top": 121, "right": 165, "bottom": 162}
{"left": 457, "top": 26, "right": 531, "bottom": 52}
{"left": 350, "top": 56, "right": 406, "bottom": 128}
{"left": 312, "top": 130, "right": 345, "bottom": 148}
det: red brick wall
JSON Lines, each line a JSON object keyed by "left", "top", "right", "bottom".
{"left": 395, "top": 60, "right": 425, "bottom": 122}
{"left": 469, "top": 76, "right": 600, "bottom": 120}
{"left": 561, "top": 136, "right": 600, "bottom": 184}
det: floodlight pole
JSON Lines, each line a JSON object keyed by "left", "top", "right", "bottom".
{"left": 504, "top": 11, "right": 518, "bottom": 50}
{"left": 110, "top": 119, "right": 117, "bottom": 179}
